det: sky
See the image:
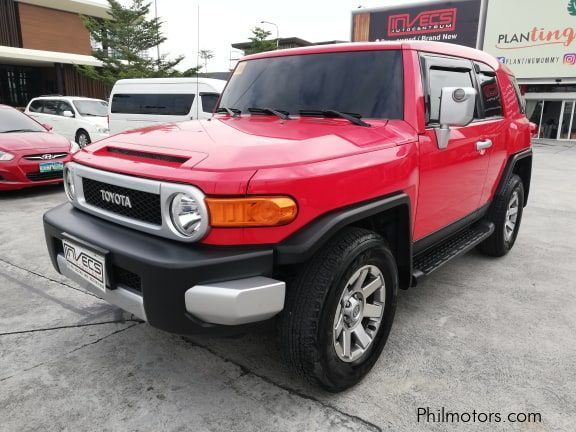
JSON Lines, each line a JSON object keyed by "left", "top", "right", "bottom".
{"left": 92, "top": 0, "right": 436, "bottom": 72}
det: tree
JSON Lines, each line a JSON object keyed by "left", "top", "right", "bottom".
{"left": 569, "top": 0, "right": 576, "bottom": 16}
{"left": 77, "top": 0, "right": 199, "bottom": 85}
{"left": 247, "top": 27, "right": 277, "bottom": 54}
{"left": 199, "top": 50, "right": 215, "bottom": 72}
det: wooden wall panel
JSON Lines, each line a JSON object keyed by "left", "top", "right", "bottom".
{"left": 0, "top": 0, "right": 21, "bottom": 47}
{"left": 19, "top": 3, "right": 92, "bottom": 55}
{"left": 353, "top": 13, "right": 371, "bottom": 42}
{"left": 62, "top": 65, "right": 111, "bottom": 100}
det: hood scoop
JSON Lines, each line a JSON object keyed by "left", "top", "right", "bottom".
{"left": 107, "top": 147, "right": 189, "bottom": 164}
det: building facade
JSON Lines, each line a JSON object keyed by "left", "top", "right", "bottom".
{"left": 0, "top": 0, "right": 110, "bottom": 108}
{"left": 352, "top": 0, "right": 576, "bottom": 141}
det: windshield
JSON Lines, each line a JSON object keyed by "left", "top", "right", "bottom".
{"left": 73, "top": 100, "right": 108, "bottom": 117}
{"left": 0, "top": 108, "right": 46, "bottom": 133}
{"left": 219, "top": 50, "right": 404, "bottom": 119}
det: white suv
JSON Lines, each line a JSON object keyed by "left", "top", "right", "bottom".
{"left": 25, "top": 96, "right": 109, "bottom": 147}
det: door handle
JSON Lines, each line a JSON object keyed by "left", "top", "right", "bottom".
{"left": 476, "top": 139, "right": 493, "bottom": 151}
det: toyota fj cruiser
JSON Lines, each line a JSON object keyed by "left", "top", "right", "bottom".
{"left": 44, "top": 42, "right": 533, "bottom": 391}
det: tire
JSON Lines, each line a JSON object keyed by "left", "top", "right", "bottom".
{"left": 76, "top": 130, "right": 91, "bottom": 148}
{"left": 279, "top": 227, "right": 398, "bottom": 392}
{"left": 477, "top": 174, "right": 525, "bottom": 257}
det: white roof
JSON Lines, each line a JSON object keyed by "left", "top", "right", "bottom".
{"left": 15, "top": 0, "right": 110, "bottom": 19}
{"left": 0, "top": 45, "right": 102, "bottom": 67}
{"left": 114, "top": 77, "right": 227, "bottom": 90}
{"left": 31, "top": 96, "right": 107, "bottom": 102}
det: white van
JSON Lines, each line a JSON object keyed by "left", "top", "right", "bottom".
{"left": 108, "top": 78, "right": 226, "bottom": 135}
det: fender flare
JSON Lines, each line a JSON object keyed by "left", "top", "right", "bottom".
{"left": 495, "top": 148, "right": 533, "bottom": 205}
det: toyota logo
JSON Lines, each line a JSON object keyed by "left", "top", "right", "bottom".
{"left": 41, "top": 154, "right": 54, "bottom": 160}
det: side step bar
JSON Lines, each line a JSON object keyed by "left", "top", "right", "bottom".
{"left": 412, "top": 221, "right": 495, "bottom": 285}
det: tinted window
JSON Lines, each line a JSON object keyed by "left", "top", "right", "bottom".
{"left": 111, "top": 94, "right": 195, "bottom": 115}
{"left": 0, "top": 108, "right": 46, "bottom": 133}
{"left": 29, "top": 100, "right": 43, "bottom": 113}
{"left": 42, "top": 100, "right": 59, "bottom": 115}
{"left": 201, "top": 93, "right": 219, "bottom": 113}
{"left": 219, "top": 50, "right": 404, "bottom": 119}
{"left": 428, "top": 68, "right": 474, "bottom": 123}
{"left": 58, "top": 101, "right": 74, "bottom": 116}
{"left": 476, "top": 67, "right": 503, "bottom": 118}
{"left": 74, "top": 100, "right": 108, "bottom": 117}
{"left": 509, "top": 75, "right": 526, "bottom": 114}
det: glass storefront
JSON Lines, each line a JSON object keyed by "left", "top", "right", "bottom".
{"left": 527, "top": 99, "right": 576, "bottom": 141}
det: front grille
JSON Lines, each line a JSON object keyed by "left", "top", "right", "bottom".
{"left": 107, "top": 147, "right": 188, "bottom": 164}
{"left": 82, "top": 177, "right": 162, "bottom": 225}
{"left": 27, "top": 171, "right": 64, "bottom": 181}
{"left": 24, "top": 153, "right": 68, "bottom": 161}
{"left": 112, "top": 266, "right": 142, "bottom": 292}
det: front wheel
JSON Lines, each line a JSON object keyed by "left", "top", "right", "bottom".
{"left": 76, "top": 130, "right": 91, "bottom": 148}
{"left": 279, "top": 227, "right": 398, "bottom": 392}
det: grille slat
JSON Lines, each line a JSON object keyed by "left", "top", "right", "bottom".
{"left": 82, "top": 178, "right": 162, "bottom": 225}
{"left": 24, "top": 153, "right": 68, "bottom": 160}
{"left": 27, "top": 171, "right": 64, "bottom": 181}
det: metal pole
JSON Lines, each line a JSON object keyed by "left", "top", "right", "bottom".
{"left": 154, "top": 0, "right": 160, "bottom": 65}
{"left": 261, "top": 21, "right": 279, "bottom": 49}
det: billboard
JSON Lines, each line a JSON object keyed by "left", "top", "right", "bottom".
{"left": 352, "top": 0, "right": 484, "bottom": 48}
{"left": 483, "top": 0, "right": 576, "bottom": 79}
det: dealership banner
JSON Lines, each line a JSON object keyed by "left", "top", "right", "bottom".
{"left": 483, "top": 0, "right": 576, "bottom": 79}
{"left": 355, "top": 0, "right": 483, "bottom": 48}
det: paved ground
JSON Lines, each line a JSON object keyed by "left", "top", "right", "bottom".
{"left": 1, "top": 140, "right": 575, "bottom": 432}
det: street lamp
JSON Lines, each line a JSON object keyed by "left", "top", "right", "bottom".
{"left": 260, "top": 20, "right": 279, "bottom": 49}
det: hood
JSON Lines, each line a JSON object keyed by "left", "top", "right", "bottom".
{"left": 80, "top": 116, "right": 108, "bottom": 128}
{"left": 0, "top": 131, "right": 70, "bottom": 152}
{"left": 84, "top": 116, "right": 416, "bottom": 171}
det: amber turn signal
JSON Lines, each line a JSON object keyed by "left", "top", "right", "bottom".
{"left": 206, "top": 196, "right": 298, "bottom": 227}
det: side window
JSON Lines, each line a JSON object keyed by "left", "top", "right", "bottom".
{"left": 111, "top": 94, "right": 195, "bottom": 115}
{"left": 29, "top": 100, "right": 43, "bottom": 113}
{"left": 57, "top": 101, "right": 74, "bottom": 116}
{"left": 509, "top": 75, "right": 526, "bottom": 114}
{"left": 427, "top": 67, "right": 474, "bottom": 124}
{"left": 475, "top": 64, "right": 503, "bottom": 118}
{"left": 200, "top": 93, "right": 220, "bottom": 114}
{"left": 42, "top": 100, "right": 59, "bottom": 115}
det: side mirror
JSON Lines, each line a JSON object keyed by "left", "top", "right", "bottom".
{"left": 42, "top": 123, "right": 53, "bottom": 131}
{"left": 435, "top": 87, "right": 477, "bottom": 150}
{"left": 62, "top": 110, "right": 75, "bottom": 118}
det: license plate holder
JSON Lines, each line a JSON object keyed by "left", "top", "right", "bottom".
{"left": 62, "top": 235, "right": 108, "bottom": 293}
{"left": 39, "top": 161, "right": 64, "bottom": 173}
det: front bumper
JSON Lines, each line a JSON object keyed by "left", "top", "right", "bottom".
{"left": 44, "top": 204, "right": 285, "bottom": 335}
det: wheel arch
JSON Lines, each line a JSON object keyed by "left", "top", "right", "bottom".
{"left": 75, "top": 128, "right": 90, "bottom": 140}
{"left": 275, "top": 193, "right": 412, "bottom": 289}
{"left": 497, "top": 148, "right": 532, "bottom": 206}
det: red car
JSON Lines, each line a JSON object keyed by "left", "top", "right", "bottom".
{"left": 0, "top": 105, "right": 76, "bottom": 191}
{"left": 44, "top": 42, "right": 532, "bottom": 391}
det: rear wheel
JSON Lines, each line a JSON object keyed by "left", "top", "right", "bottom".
{"left": 478, "top": 174, "right": 525, "bottom": 257}
{"left": 76, "top": 130, "right": 91, "bottom": 148}
{"left": 279, "top": 227, "right": 398, "bottom": 392}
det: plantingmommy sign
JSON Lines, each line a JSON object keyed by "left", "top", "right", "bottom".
{"left": 483, "top": 0, "right": 576, "bottom": 79}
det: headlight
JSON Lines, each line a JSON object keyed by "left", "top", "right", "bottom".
{"left": 96, "top": 127, "right": 109, "bottom": 134}
{"left": 69, "top": 140, "right": 80, "bottom": 154}
{"left": 170, "top": 193, "right": 205, "bottom": 238}
{"left": 0, "top": 151, "right": 14, "bottom": 161}
{"left": 63, "top": 167, "right": 76, "bottom": 201}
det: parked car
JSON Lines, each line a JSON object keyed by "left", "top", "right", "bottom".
{"left": 25, "top": 96, "right": 109, "bottom": 147}
{"left": 43, "top": 42, "right": 532, "bottom": 391}
{"left": 0, "top": 105, "right": 77, "bottom": 191}
{"left": 108, "top": 78, "right": 226, "bottom": 134}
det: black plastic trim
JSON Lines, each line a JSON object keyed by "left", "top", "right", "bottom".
{"left": 496, "top": 148, "right": 533, "bottom": 205}
{"left": 413, "top": 204, "right": 489, "bottom": 256}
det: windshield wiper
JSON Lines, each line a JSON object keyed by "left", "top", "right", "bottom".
{"left": 216, "top": 107, "right": 241, "bottom": 117}
{"left": 299, "top": 110, "right": 371, "bottom": 127}
{"left": 2, "top": 129, "right": 39, "bottom": 133}
{"left": 248, "top": 107, "right": 291, "bottom": 120}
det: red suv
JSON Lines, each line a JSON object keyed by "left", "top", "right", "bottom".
{"left": 44, "top": 42, "right": 532, "bottom": 391}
